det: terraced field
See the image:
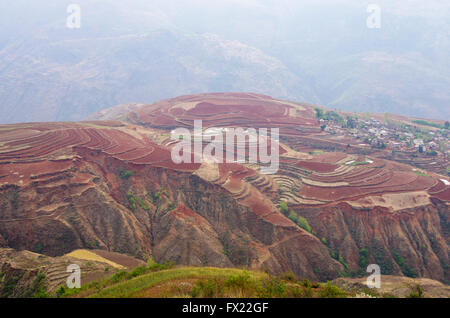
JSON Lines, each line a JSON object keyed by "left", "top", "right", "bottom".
{"left": 111, "top": 93, "right": 450, "bottom": 211}
{"left": 129, "top": 93, "right": 319, "bottom": 133}
{"left": 0, "top": 93, "right": 448, "bottom": 284}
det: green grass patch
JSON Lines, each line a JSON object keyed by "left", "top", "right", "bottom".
{"left": 412, "top": 120, "right": 445, "bottom": 129}
{"left": 89, "top": 267, "right": 268, "bottom": 298}
{"left": 414, "top": 171, "right": 431, "bottom": 177}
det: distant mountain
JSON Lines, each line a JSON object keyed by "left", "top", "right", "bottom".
{"left": 0, "top": 0, "right": 449, "bottom": 123}
{"left": 0, "top": 29, "right": 317, "bottom": 123}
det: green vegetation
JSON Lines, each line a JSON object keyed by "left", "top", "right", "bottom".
{"left": 1, "top": 271, "right": 48, "bottom": 298}
{"left": 279, "top": 201, "right": 288, "bottom": 215}
{"left": 338, "top": 255, "right": 348, "bottom": 273}
{"left": 350, "top": 160, "right": 371, "bottom": 166}
{"left": 218, "top": 233, "right": 250, "bottom": 266}
{"left": 124, "top": 191, "right": 153, "bottom": 213}
{"left": 87, "top": 267, "right": 347, "bottom": 298}
{"left": 407, "top": 284, "right": 424, "bottom": 298}
{"left": 392, "top": 250, "right": 404, "bottom": 267}
{"left": 373, "top": 140, "right": 387, "bottom": 149}
{"left": 33, "top": 242, "right": 44, "bottom": 254}
{"left": 136, "top": 196, "right": 150, "bottom": 211}
{"left": 52, "top": 257, "right": 352, "bottom": 298}
{"left": 10, "top": 188, "right": 19, "bottom": 210}
{"left": 118, "top": 168, "right": 133, "bottom": 180}
{"left": 56, "top": 259, "right": 176, "bottom": 298}
{"left": 152, "top": 189, "right": 168, "bottom": 201}
{"left": 91, "top": 268, "right": 264, "bottom": 298}
{"left": 308, "top": 150, "right": 324, "bottom": 155}
{"left": 412, "top": 119, "right": 446, "bottom": 130}
{"left": 314, "top": 108, "right": 324, "bottom": 119}
{"left": 24, "top": 271, "right": 49, "bottom": 298}
{"left": 414, "top": 171, "right": 431, "bottom": 177}
{"left": 127, "top": 191, "right": 137, "bottom": 212}
{"left": 392, "top": 251, "right": 417, "bottom": 280}
{"left": 296, "top": 216, "right": 312, "bottom": 233}
{"left": 315, "top": 108, "right": 345, "bottom": 126}
{"left": 319, "top": 282, "right": 347, "bottom": 298}
{"left": 372, "top": 246, "right": 394, "bottom": 275}
{"left": 167, "top": 202, "right": 177, "bottom": 212}
{"left": 285, "top": 210, "right": 312, "bottom": 233}
{"left": 328, "top": 249, "right": 350, "bottom": 276}
{"left": 287, "top": 211, "right": 298, "bottom": 223}
{"left": 1, "top": 274, "right": 22, "bottom": 297}
{"left": 86, "top": 240, "right": 99, "bottom": 249}
{"left": 402, "top": 265, "right": 418, "bottom": 278}
{"left": 359, "top": 248, "right": 369, "bottom": 269}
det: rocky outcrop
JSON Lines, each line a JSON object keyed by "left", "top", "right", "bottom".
{"left": 0, "top": 151, "right": 343, "bottom": 281}
{"left": 295, "top": 200, "right": 449, "bottom": 283}
{"left": 333, "top": 275, "right": 450, "bottom": 298}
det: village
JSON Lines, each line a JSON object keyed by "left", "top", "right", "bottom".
{"left": 316, "top": 109, "right": 450, "bottom": 176}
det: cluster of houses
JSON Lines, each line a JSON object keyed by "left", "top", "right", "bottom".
{"left": 320, "top": 117, "right": 448, "bottom": 155}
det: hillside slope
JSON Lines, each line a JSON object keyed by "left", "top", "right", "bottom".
{"left": 0, "top": 93, "right": 448, "bottom": 284}
{"left": 3, "top": 248, "right": 447, "bottom": 298}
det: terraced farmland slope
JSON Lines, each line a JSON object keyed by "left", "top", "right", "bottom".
{"left": 0, "top": 93, "right": 448, "bottom": 284}
{"left": 0, "top": 247, "right": 143, "bottom": 297}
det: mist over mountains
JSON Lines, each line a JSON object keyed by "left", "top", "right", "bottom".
{"left": 0, "top": 0, "right": 449, "bottom": 123}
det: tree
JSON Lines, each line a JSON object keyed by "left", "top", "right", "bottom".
{"left": 280, "top": 201, "right": 288, "bottom": 215}
{"left": 418, "top": 145, "right": 424, "bottom": 153}
{"left": 287, "top": 211, "right": 298, "bottom": 223}
{"left": 296, "top": 216, "right": 311, "bottom": 232}
{"left": 315, "top": 108, "right": 324, "bottom": 119}
{"left": 346, "top": 116, "right": 357, "bottom": 129}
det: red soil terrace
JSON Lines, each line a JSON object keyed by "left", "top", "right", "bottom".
{"left": 0, "top": 93, "right": 448, "bottom": 209}
{"left": 129, "top": 93, "right": 320, "bottom": 134}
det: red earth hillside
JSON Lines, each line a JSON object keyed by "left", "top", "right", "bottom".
{"left": 0, "top": 93, "right": 449, "bottom": 283}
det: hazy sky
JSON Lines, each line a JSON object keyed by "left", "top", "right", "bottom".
{"left": 0, "top": 0, "right": 449, "bottom": 121}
